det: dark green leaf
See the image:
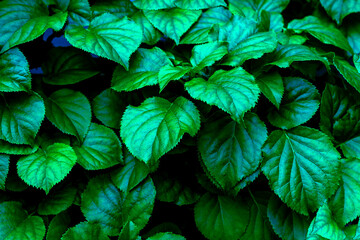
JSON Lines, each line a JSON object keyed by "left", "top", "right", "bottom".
{"left": 61, "top": 222, "right": 110, "bottom": 240}
{"left": 255, "top": 72, "right": 284, "bottom": 109}
{"left": 0, "top": 154, "right": 9, "bottom": 190}
{"left": 38, "top": 185, "right": 77, "bottom": 215}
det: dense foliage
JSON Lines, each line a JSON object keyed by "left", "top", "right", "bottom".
{"left": 1, "top": 0, "right": 360, "bottom": 239}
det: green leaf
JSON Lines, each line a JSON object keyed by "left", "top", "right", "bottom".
{"left": 147, "top": 232, "right": 186, "bottom": 240}
{"left": 118, "top": 221, "right": 140, "bottom": 240}
{"left": 42, "top": 47, "right": 99, "bottom": 85}
{"left": 121, "top": 97, "right": 200, "bottom": 164}
{"left": 198, "top": 113, "right": 267, "bottom": 190}
{"left": 111, "top": 149, "right": 149, "bottom": 193}
{"left": 112, "top": 47, "right": 171, "bottom": 92}
{"left": 0, "top": 154, "right": 9, "bottom": 190}
{"left": 45, "top": 89, "right": 91, "bottom": 142}
{"left": 73, "top": 123, "right": 123, "bottom": 170}
{"left": 132, "top": 11, "right": 162, "bottom": 45}
{"left": 185, "top": 67, "right": 260, "bottom": 122}
{"left": 346, "top": 21, "right": 360, "bottom": 54}
{"left": 92, "top": 0, "right": 137, "bottom": 19}
{"left": 333, "top": 57, "right": 360, "bottom": 94}
{"left": 267, "top": 77, "right": 320, "bottom": 129}
{"left": 258, "top": 11, "right": 284, "bottom": 32}
{"left": 38, "top": 185, "right": 77, "bottom": 215}
{"left": 320, "top": 0, "right": 360, "bottom": 24}
{"left": 355, "top": 54, "right": 360, "bottom": 72}
{"left": 181, "top": 7, "right": 232, "bottom": 44}
{"left": 0, "top": 141, "right": 38, "bottom": 155}
{"left": 255, "top": 72, "right": 284, "bottom": 109}
{"left": 287, "top": 16, "right": 352, "bottom": 53}
{"left": 190, "top": 42, "right": 228, "bottom": 71}
{"left": 195, "top": 193, "right": 249, "bottom": 240}
{"left": 65, "top": 13, "right": 142, "bottom": 70}
{"left": 0, "top": 201, "right": 45, "bottom": 240}
{"left": 61, "top": 222, "right": 110, "bottom": 240}
{"left": 158, "top": 65, "right": 192, "bottom": 92}
{"left": 17, "top": 143, "right": 77, "bottom": 194}
{"left": 132, "top": 0, "right": 176, "bottom": 10}
{"left": 228, "top": 0, "right": 290, "bottom": 17}
{"left": 176, "top": 0, "right": 226, "bottom": 9}
{"left": 267, "top": 195, "right": 311, "bottom": 240}
{"left": 0, "top": 48, "right": 31, "bottom": 92}
{"left": 56, "top": 0, "right": 91, "bottom": 26}
{"left": 268, "top": 44, "right": 330, "bottom": 69}
{"left": 328, "top": 158, "right": 360, "bottom": 226}
{"left": 46, "top": 211, "right": 71, "bottom": 240}
{"left": 0, "top": 0, "right": 67, "bottom": 52}
{"left": 261, "top": 126, "right": 341, "bottom": 215}
{"left": 0, "top": 92, "right": 45, "bottom": 145}
{"left": 222, "top": 31, "right": 278, "bottom": 66}
{"left": 144, "top": 8, "right": 201, "bottom": 45}
{"left": 307, "top": 203, "right": 346, "bottom": 240}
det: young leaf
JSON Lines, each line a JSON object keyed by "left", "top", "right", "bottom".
{"left": 147, "top": 232, "right": 186, "bottom": 240}
{"left": 17, "top": 143, "right": 77, "bottom": 194}
{"left": 158, "top": 65, "right": 192, "bottom": 92}
{"left": 121, "top": 97, "right": 200, "bottom": 164}
{"left": 73, "top": 123, "right": 123, "bottom": 170}
{"left": 0, "top": 201, "right": 45, "bottom": 240}
{"left": 132, "top": 0, "right": 176, "bottom": 10}
{"left": 190, "top": 42, "right": 228, "bottom": 72}
{"left": 255, "top": 72, "right": 284, "bottom": 109}
{"left": 38, "top": 185, "right": 77, "bottom": 215}
{"left": 132, "top": 11, "right": 162, "bottom": 45}
{"left": 61, "top": 222, "right": 110, "bottom": 240}
{"left": 176, "top": 0, "right": 226, "bottom": 10}
{"left": 267, "top": 77, "right": 320, "bottom": 129}
{"left": 185, "top": 67, "right": 260, "bottom": 123}
{"left": 42, "top": 47, "right": 99, "bottom": 85}
{"left": 307, "top": 203, "right": 346, "bottom": 239}
{"left": 267, "top": 195, "right": 311, "bottom": 240}
{"left": 198, "top": 113, "right": 267, "bottom": 190}
{"left": 46, "top": 211, "right": 71, "bottom": 240}
{"left": 328, "top": 158, "right": 360, "bottom": 226}
{"left": 0, "top": 0, "right": 67, "bottom": 53}
{"left": 0, "top": 154, "right": 9, "bottom": 190}
{"left": 287, "top": 16, "right": 353, "bottom": 53}
{"left": 144, "top": 8, "right": 201, "bottom": 45}
{"left": 195, "top": 193, "right": 249, "bottom": 240}
{"left": 262, "top": 126, "right": 341, "bottom": 215}
{"left": 333, "top": 57, "right": 360, "bottom": 94}
{"left": 65, "top": 13, "right": 142, "bottom": 70}
{"left": 0, "top": 48, "right": 31, "bottom": 92}
{"left": 112, "top": 47, "right": 171, "bottom": 92}
{"left": 0, "top": 92, "right": 45, "bottom": 145}
{"left": 45, "top": 89, "right": 91, "bottom": 142}
{"left": 320, "top": 0, "right": 360, "bottom": 24}
{"left": 181, "top": 7, "right": 232, "bottom": 44}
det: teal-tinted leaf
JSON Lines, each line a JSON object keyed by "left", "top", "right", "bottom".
{"left": 181, "top": 7, "right": 232, "bottom": 44}
{"left": 346, "top": 21, "right": 360, "bottom": 54}
{"left": 195, "top": 193, "right": 249, "bottom": 240}
{"left": 185, "top": 67, "right": 260, "bottom": 122}
{"left": 228, "top": 0, "right": 290, "bottom": 17}
{"left": 329, "top": 158, "right": 360, "bottom": 226}
{"left": 190, "top": 42, "right": 227, "bottom": 71}
{"left": 92, "top": 88, "right": 128, "bottom": 129}
{"left": 118, "top": 221, "right": 140, "bottom": 240}
{"left": 121, "top": 97, "right": 200, "bottom": 164}
{"left": 42, "top": 47, "right": 99, "bottom": 85}
{"left": 61, "top": 222, "right": 110, "bottom": 240}
{"left": 144, "top": 8, "right": 201, "bottom": 45}
{"left": 198, "top": 113, "right": 267, "bottom": 190}
{"left": 38, "top": 185, "right": 77, "bottom": 215}
{"left": 355, "top": 222, "right": 360, "bottom": 239}
{"left": 92, "top": 0, "right": 137, "bottom": 19}
{"left": 262, "top": 127, "right": 341, "bottom": 215}
{"left": 46, "top": 211, "right": 71, "bottom": 240}
{"left": 132, "top": 11, "right": 162, "bottom": 45}
{"left": 222, "top": 31, "right": 277, "bottom": 67}
{"left": 287, "top": 16, "right": 352, "bottom": 53}
{"left": 232, "top": 169, "right": 260, "bottom": 194}
{"left": 73, "top": 123, "right": 122, "bottom": 170}
{"left": 0, "top": 92, "right": 45, "bottom": 145}
{"left": 176, "top": 0, "right": 225, "bottom": 9}
{"left": 0, "top": 201, "right": 45, "bottom": 240}
{"left": 46, "top": 89, "right": 91, "bottom": 142}
{"left": 268, "top": 44, "right": 330, "bottom": 69}
{"left": 17, "top": 143, "right": 77, "bottom": 194}
{"left": 307, "top": 203, "right": 346, "bottom": 240}
{"left": 65, "top": 13, "right": 142, "bottom": 70}
{"left": 255, "top": 72, "right": 284, "bottom": 109}
{"left": 320, "top": 0, "right": 360, "bottom": 24}
{"left": 132, "top": 0, "right": 176, "bottom": 10}
{"left": 258, "top": 11, "right": 284, "bottom": 32}
{"left": 0, "top": 155, "right": 9, "bottom": 190}
{"left": 0, "top": 48, "right": 31, "bottom": 92}
{"left": 267, "top": 195, "right": 311, "bottom": 240}
{"left": 158, "top": 65, "right": 192, "bottom": 92}
{"left": 355, "top": 54, "right": 360, "bottom": 72}
{"left": 112, "top": 47, "right": 171, "bottom": 92}
{"left": 334, "top": 57, "right": 360, "bottom": 94}
{"left": 0, "top": 0, "right": 67, "bottom": 52}
{"left": 147, "top": 232, "right": 186, "bottom": 240}
{"left": 55, "top": 0, "right": 91, "bottom": 26}
{"left": 267, "top": 77, "right": 320, "bottom": 129}
{"left": 0, "top": 140, "right": 38, "bottom": 155}
{"left": 111, "top": 149, "right": 149, "bottom": 193}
